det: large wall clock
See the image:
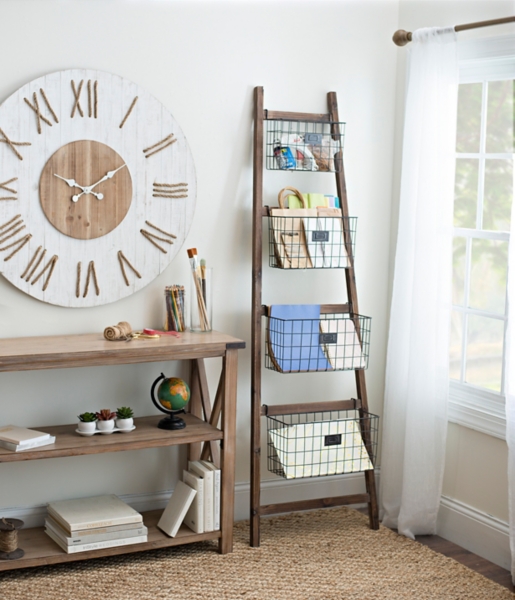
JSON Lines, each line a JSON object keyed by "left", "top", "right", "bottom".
{"left": 0, "top": 69, "right": 196, "bottom": 307}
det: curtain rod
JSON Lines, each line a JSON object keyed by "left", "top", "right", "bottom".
{"left": 393, "top": 15, "right": 515, "bottom": 46}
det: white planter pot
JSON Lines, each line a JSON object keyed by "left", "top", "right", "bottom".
{"left": 97, "top": 420, "right": 115, "bottom": 432}
{"left": 116, "top": 417, "right": 134, "bottom": 430}
{"left": 78, "top": 421, "right": 97, "bottom": 433}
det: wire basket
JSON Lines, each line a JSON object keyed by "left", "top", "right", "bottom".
{"left": 266, "top": 119, "right": 345, "bottom": 172}
{"left": 267, "top": 407, "right": 378, "bottom": 479}
{"left": 265, "top": 312, "right": 371, "bottom": 373}
{"left": 268, "top": 215, "right": 356, "bottom": 269}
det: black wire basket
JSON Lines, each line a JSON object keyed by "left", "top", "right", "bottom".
{"left": 268, "top": 214, "right": 356, "bottom": 269}
{"left": 265, "top": 312, "right": 371, "bottom": 373}
{"left": 267, "top": 407, "right": 378, "bottom": 479}
{"left": 266, "top": 119, "right": 345, "bottom": 172}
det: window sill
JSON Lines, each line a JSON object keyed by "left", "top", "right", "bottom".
{"left": 448, "top": 381, "right": 506, "bottom": 440}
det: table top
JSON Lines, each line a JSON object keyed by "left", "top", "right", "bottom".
{"left": 0, "top": 330, "right": 245, "bottom": 372}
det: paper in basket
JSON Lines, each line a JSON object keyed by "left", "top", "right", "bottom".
{"left": 268, "top": 419, "right": 373, "bottom": 479}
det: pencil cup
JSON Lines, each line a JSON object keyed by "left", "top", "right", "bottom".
{"left": 190, "top": 267, "right": 212, "bottom": 332}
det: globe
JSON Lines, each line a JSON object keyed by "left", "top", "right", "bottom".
{"left": 157, "top": 377, "right": 190, "bottom": 413}
{"left": 150, "top": 373, "right": 191, "bottom": 430}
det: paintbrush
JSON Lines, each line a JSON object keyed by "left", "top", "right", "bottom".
{"left": 200, "top": 259, "right": 207, "bottom": 306}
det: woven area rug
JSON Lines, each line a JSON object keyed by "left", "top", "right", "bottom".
{"left": 0, "top": 507, "right": 513, "bottom": 600}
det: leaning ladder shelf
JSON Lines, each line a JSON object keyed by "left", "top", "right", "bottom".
{"left": 0, "top": 330, "right": 244, "bottom": 571}
{"left": 250, "top": 87, "right": 379, "bottom": 546}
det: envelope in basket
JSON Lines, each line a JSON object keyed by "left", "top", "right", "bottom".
{"left": 302, "top": 207, "right": 350, "bottom": 269}
{"left": 269, "top": 187, "right": 317, "bottom": 269}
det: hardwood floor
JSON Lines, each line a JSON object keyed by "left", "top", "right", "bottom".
{"left": 355, "top": 508, "right": 514, "bottom": 591}
{"left": 416, "top": 534, "right": 514, "bottom": 591}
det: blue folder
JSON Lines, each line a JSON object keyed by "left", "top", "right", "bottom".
{"left": 268, "top": 305, "right": 332, "bottom": 372}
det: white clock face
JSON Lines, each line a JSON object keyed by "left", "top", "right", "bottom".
{"left": 0, "top": 69, "right": 196, "bottom": 307}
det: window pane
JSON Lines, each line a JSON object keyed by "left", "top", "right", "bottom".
{"left": 453, "top": 237, "right": 466, "bottom": 306}
{"left": 483, "top": 158, "right": 513, "bottom": 231}
{"left": 450, "top": 310, "right": 463, "bottom": 381}
{"left": 454, "top": 158, "right": 478, "bottom": 228}
{"left": 486, "top": 80, "right": 514, "bottom": 153}
{"left": 469, "top": 239, "right": 508, "bottom": 313}
{"left": 465, "top": 315, "right": 504, "bottom": 392}
{"left": 456, "top": 82, "right": 482, "bottom": 153}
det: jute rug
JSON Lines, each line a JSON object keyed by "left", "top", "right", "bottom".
{"left": 0, "top": 507, "right": 513, "bottom": 600}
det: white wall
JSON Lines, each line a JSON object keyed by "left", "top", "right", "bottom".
{"left": 0, "top": 0, "right": 399, "bottom": 517}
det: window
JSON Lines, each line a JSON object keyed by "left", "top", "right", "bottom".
{"left": 449, "top": 36, "right": 515, "bottom": 439}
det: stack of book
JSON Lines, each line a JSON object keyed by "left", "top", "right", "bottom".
{"left": 157, "top": 460, "right": 221, "bottom": 537}
{"left": 45, "top": 494, "right": 147, "bottom": 554}
{"left": 0, "top": 425, "right": 56, "bottom": 452}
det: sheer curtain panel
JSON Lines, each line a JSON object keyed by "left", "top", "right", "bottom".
{"left": 380, "top": 27, "right": 458, "bottom": 539}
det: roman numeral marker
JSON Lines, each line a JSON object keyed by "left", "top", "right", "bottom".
{"left": 18, "top": 244, "right": 58, "bottom": 291}
{"left": 152, "top": 182, "right": 188, "bottom": 199}
{"left": 76, "top": 261, "right": 100, "bottom": 297}
{"left": 0, "top": 128, "right": 31, "bottom": 160}
{"left": 119, "top": 96, "right": 138, "bottom": 129}
{"left": 118, "top": 251, "right": 142, "bottom": 286}
{"left": 23, "top": 89, "right": 58, "bottom": 134}
{"left": 140, "top": 221, "right": 177, "bottom": 254}
{"left": 0, "top": 177, "right": 18, "bottom": 201}
{"left": 0, "top": 215, "right": 31, "bottom": 261}
{"left": 143, "top": 133, "right": 176, "bottom": 158}
{"left": 71, "top": 80, "right": 98, "bottom": 118}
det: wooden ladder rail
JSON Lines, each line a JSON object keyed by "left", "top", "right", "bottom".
{"left": 250, "top": 87, "right": 378, "bottom": 548}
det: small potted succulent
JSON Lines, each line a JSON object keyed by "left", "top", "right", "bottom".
{"left": 78, "top": 412, "right": 98, "bottom": 433}
{"left": 95, "top": 409, "right": 117, "bottom": 432}
{"left": 115, "top": 406, "right": 134, "bottom": 431}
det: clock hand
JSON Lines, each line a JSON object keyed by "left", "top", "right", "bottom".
{"left": 85, "top": 163, "right": 128, "bottom": 193}
{"left": 54, "top": 174, "right": 85, "bottom": 191}
{"left": 72, "top": 164, "right": 128, "bottom": 203}
{"left": 54, "top": 174, "right": 103, "bottom": 202}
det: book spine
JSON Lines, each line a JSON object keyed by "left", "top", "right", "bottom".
{"left": 182, "top": 471, "right": 204, "bottom": 534}
{"left": 212, "top": 469, "right": 221, "bottom": 531}
{"left": 46, "top": 528, "right": 147, "bottom": 554}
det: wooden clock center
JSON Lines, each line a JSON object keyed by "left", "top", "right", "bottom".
{"left": 39, "top": 140, "right": 132, "bottom": 240}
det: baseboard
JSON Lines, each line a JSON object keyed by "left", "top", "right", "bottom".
{"left": 437, "top": 495, "right": 510, "bottom": 570}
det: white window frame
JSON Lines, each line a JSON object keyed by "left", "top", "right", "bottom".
{"left": 449, "top": 35, "right": 515, "bottom": 440}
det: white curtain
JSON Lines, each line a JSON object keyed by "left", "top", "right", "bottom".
{"left": 505, "top": 166, "right": 515, "bottom": 582}
{"left": 380, "top": 27, "right": 458, "bottom": 539}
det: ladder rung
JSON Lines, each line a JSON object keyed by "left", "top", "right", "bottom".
{"left": 260, "top": 494, "right": 370, "bottom": 516}
{"left": 261, "top": 399, "right": 361, "bottom": 416}
{"left": 265, "top": 110, "right": 331, "bottom": 123}
{"left": 261, "top": 304, "right": 351, "bottom": 317}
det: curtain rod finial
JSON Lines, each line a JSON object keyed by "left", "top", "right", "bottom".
{"left": 393, "top": 29, "right": 412, "bottom": 46}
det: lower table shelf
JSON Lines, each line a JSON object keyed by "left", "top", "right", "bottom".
{"left": 0, "top": 510, "right": 221, "bottom": 571}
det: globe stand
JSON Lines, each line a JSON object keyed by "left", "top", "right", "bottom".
{"left": 151, "top": 373, "right": 191, "bottom": 431}
{"left": 157, "top": 410, "right": 186, "bottom": 430}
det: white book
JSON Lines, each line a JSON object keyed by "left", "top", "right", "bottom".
{"left": 201, "top": 461, "right": 221, "bottom": 531}
{"left": 0, "top": 435, "right": 56, "bottom": 452}
{"left": 0, "top": 425, "right": 52, "bottom": 446}
{"left": 182, "top": 469, "right": 204, "bottom": 534}
{"left": 189, "top": 460, "right": 214, "bottom": 532}
{"left": 45, "top": 515, "right": 144, "bottom": 538}
{"left": 45, "top": 527, "right": 147, "bottom": 554}
{"left": 45, "top": 517, "right": 148, "bottom": 546}
{"left": 157, "top": 481, "right": 197, "bottom": 538}
{"left": 47, "top": 495, "right": 143, "bottom": 533}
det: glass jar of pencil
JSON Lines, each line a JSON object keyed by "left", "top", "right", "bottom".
{"left": 164, "top": 285, "right": 186, "bottom": 332}
{"left": 190, "top": 265, "right": 212, "bottom": 332}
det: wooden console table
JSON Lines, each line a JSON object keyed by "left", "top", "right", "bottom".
{"left": 0, "top": 330, "right": 245, "bottom": 571}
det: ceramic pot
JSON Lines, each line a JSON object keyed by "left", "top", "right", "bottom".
{"left": 116, "top": 417, "right": 134, "bottom": 430}
{"left": 78, "top": 421, "right": 97, "bottom": 433}
{"left": 97, "top": 419, "right": 115, "bottom": 432}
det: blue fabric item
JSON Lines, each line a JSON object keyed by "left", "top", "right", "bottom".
{"left": 268, "top": 305, "right": 332, "bottom": 372}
